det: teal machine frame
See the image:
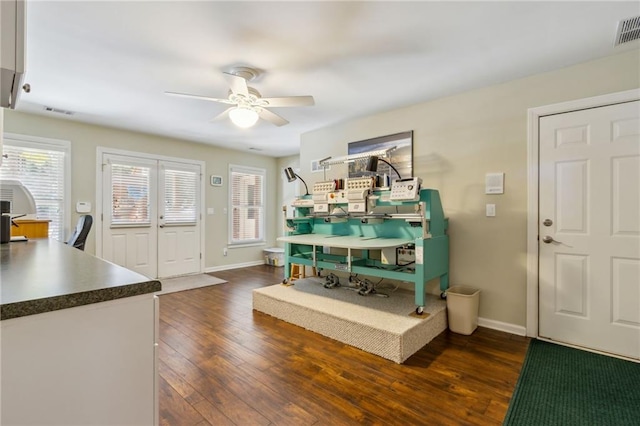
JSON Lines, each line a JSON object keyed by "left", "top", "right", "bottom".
{"left": 279, "top": 188, "right": 449, "bottom": 314}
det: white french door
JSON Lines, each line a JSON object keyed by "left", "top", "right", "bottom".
{"left": 538, "top": 100, "right": 640, "bottom": 359}
{"left": 157, "top": 161, "right": 201, "bottom": 278}
{"left": 101, "top": 153, "right": 202, "bottom": 279}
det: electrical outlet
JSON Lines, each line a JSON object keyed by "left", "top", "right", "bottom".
{"left": 223, "top": 248, "right": 228, "bottom": 256}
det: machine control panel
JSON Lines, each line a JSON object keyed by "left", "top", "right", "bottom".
{"left": 390, "top": 177, "right": 423, "bottom": 201}
{"left": 327, "top": 191, "right": 347, "bottom": 204}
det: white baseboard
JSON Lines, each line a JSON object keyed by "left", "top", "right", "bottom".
{"left": 204, "top": 260, "right": 267, "bottom": 273}
{"left": 478, "top": 317, "right": 526, "bottom": 336}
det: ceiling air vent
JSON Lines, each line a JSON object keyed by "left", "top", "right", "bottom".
{"left": 615, "top": 16, "right": 640, "bottom": 46}
{"left": 43, "top": 106, "right": 74, "bottom": 116}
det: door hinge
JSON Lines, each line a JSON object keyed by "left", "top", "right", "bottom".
{"left": 200, "top": 253, "right": 202, "bottom": 259}
{"left": 101, "top": 213, "right": 103, "bottom": 221}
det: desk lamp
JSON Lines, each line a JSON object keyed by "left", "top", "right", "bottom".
{"left": 284, "top": 167, "right": 310, "bottom": 195}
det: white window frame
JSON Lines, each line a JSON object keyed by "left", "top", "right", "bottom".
{"left": 1, "top": 133, "right": 71, "bottom": 241}
{"left": 228, "top": 164, "right": 266, "bottom": 246}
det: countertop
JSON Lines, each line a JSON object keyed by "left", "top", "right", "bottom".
{"left": 0, "top": 239, "right": 161, "bottom": 320}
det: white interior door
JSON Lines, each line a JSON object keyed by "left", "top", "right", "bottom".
{"left": 539, "top": 100, "right": 640, "bottom": 359}
{"left": 102, "top": 154, "right": 158, "bottom": 278}
{"left": 157, "top": 161, "right": 201, "bottom": 277}
{"left": 102, "top": 154, "right": 202, "bottom": 279}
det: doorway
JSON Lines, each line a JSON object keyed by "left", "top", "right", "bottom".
{"left": 97, "top": 149, "right": 204, "bottom": 279}
{"left": 527, "top": 89, "right": 640, "bottom": 360}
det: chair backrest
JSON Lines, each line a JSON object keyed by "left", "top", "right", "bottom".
{"left": 66, "top": 215, "right": 93, "bottom": 251}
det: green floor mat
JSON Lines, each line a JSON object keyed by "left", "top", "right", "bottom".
{"left": 504, "top": 339, "right": 640, "bottom": 426}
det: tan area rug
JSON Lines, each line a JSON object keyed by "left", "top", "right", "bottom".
{"left": 253, "top": 277, "right": 447, "bottom": 363}
{"left": 157, "top": 273, "right": 226, "bottom": 295}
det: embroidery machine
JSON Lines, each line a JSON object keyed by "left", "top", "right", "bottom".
{"left": 279, "top": 177, "right": 449, "bottom": 315}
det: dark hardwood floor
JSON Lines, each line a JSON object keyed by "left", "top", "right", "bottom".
{"left": 158, "top": 265, "right": 529, "bottom": 426}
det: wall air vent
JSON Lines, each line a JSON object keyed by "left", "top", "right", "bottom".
{"left": 43, "top": 106, "right": 75, "bottom": 116}
{"left": 615, "top": 16, "right": 640, "bottom": 46}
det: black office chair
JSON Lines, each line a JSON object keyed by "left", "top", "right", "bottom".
{"left": 66, "top": 215, "right": 93, "bottom": 251}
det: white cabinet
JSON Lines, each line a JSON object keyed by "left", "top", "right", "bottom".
{"left": 0, "top": 294, "right": 159, "bottom": 425}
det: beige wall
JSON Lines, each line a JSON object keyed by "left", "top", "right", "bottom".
{"left": 299, "top": 49, "right": 640, "bottom": 328}
{"left": 3, "top": 110, "right": 279, "bottom": 270}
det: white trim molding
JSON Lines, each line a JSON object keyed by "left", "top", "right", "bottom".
{"left": 526, "top": 88, "right": 640, "bottom": 338}
{"left": 205, "top": 260, "right": 266, "bottom": 273}
{"left": 478, "top": 317, "right": 526, "bottom": 336}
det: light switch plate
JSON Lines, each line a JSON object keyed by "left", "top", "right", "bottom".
{"left": 486, "top": 204, "right": 496, "bottom": 217}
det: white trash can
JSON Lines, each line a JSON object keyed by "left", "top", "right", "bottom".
{"left": 263, "top": 247, "right": 285, "bottom": 267}
{"left": 446, "top": 285, "right": 480, "bottom": 335}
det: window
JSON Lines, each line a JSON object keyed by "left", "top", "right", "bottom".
{"left": 229, "top": 165, "right": 265, "bottom": 245}
{"left": 0, "top": 135, "right": 70, "bottom": 240}
{"left": 110, "top": 163, "right": 151, "bottom": 226}
{"left": 162, "top": 167, "right": 197, "bottom": 225}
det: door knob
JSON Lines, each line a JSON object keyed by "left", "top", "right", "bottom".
{"left": 542, "top": 235, "right": 570, "bottom": 246}
{"left": 542, "top": 236, "right": 555, "bottom": 244}
{"left": 543, "top": 219, "right": 553, "bottom": 226}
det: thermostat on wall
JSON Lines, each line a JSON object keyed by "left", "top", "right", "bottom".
{"left": 485, "top": 173, "right": 505, "bottom": 194}
{"left": 76, "top": 201, "right": 91, "bottom": 213}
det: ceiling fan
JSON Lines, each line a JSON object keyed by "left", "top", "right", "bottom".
{"left": 165, "top": 66, "right": 314, "bottom": 128}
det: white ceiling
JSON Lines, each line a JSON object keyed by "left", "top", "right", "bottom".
{"left": 16, "top": 1, "right": 640, "bottom": 157}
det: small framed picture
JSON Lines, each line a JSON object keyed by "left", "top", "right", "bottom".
{"left": 210, "top": 175, "right": 223, "bottom": 186}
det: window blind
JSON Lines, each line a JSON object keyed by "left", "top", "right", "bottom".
{"left": 229, "top": 165, "right": 265, "bottom": 244}
{"left": 163, "top": 168, "right": 197, "bottom": 224}
{"left": 0, "top": 143, "right": 66, "bottom": 240}
{"left": 111, "top": 163, "right": 151, "bottom": 225}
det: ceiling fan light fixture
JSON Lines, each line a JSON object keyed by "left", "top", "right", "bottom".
{"left": 229, "top": 106, "right": 259, "bottom": 128}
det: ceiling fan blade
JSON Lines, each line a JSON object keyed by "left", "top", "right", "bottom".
{"left": 222, "top": 73, "right": 249, "bottom": 97}
{"left": 165, "top": 91, "right": 234, "bottom": 104}
{"left": 258, "top": 108, "right": 289, "bottom": 127}
{"left": 260, "top": 96, "right": 315, "bottom": 107}
{"left": 211, "top": 107, "right": 232, "bottom": 122}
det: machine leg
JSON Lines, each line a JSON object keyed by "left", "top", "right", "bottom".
{"left": 439, "top": 273, "right": 449, "bottom": 299}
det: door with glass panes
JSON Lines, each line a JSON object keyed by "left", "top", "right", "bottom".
{"left": 102, "top": 153, "right": 201, "bottom": 278}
